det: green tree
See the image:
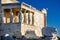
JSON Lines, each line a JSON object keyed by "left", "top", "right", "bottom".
{"left": 57, "top": 36, "right": 60, "bottom": 40}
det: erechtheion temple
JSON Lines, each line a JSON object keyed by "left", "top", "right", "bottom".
{"left": 0, "top": 0, "right": 47, "bottom": 39}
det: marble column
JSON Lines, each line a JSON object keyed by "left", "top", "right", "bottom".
{"left": 2, "top": 9, "right": 5, "bottom": 23}
{"left": 30, "top": 12, "right": 32, "bottom": 25}
{"left": 18, "top": 11, "right": 21, "bottom": 23}
{"left": 32, "top": 12, "right": 34, "bottom": 25}
{"left": 0, "top": 10, "right": 2, "bottom": 25}
{"left": 18, "top": 8, "right": 22, "bottom": 23}
{"left": 26, "top": 11, "right": 28, "bottom": 24}
{"left": 28, "top": 11, "right": 30, "bottom": 24}
{"left": 10, "top": 8, "right": 13, "bottom": 23}
{"left": 24, "top": 10, "right": 26, "bottom": 23}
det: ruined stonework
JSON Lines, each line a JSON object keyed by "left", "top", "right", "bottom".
{"left": 1, "top": 0, "right": 21, "bottom": 38}
{"left": 1, "top": 0, "right": 47, "bottom": 38}
{"left": 21, "top": 3, "right": 47, "bottom": 38}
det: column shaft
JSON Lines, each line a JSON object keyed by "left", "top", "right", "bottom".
{"left": 10, "top": 8, "right": 13, "bottom": 23}
{"left": 24, "top": 10, "right": 26, "bottom": 23}
{"left": 32, "top": 13, "right": 34, "bottom": 25}
{"left": 28, "top": 12, "right": 30, "bottom": 24}
{"left": 2, "top": 9, "right": 5, "bottom": 23}
{"left": 18, "top": 11, "right": 21, "bottom": 23}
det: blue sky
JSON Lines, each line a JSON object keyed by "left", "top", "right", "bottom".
{"left": 18, "top": 0, "right": 60, "bottom": 36}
